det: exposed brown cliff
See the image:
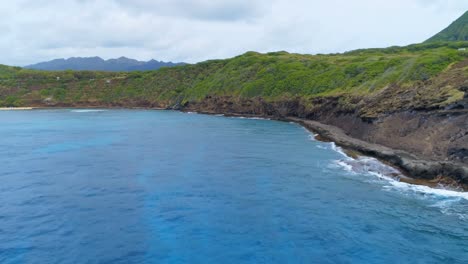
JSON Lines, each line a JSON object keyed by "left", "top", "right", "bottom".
{"left": 182, "top": 93, "right": 468, "bottom": 186}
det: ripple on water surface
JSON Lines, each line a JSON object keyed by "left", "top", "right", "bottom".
{"left": 0, "top": 109, "right": 467, "bottom": 264}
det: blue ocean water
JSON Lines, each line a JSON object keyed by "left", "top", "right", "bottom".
{"left": 0, "top": 109, "right": 467, "bottom": 264}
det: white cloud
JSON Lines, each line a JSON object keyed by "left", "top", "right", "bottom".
{"left": 0, "top": 0, "right": 466, "bottom": 66}
{"left": 113, "top": 0, "right": 269, "bottom": 21}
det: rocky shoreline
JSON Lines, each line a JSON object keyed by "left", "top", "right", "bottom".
{"left": 178, "top": 106, "right": 468, "bottom": 191}
{"left": 7, "top": 105, "right": 468, "bottom": 190}
{"left": 289, "top": 117, "right": 468, "bottom": 190}
{"left": 0, "top": 107, "right": 35, "bottom": 110}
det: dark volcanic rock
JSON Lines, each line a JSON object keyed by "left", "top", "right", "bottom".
{"left": 182, "top": 95, "right": 468, "bottom": 185}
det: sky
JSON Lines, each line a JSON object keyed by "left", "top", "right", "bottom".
{"left": 1, "top": 0, "right": 467, "bottom": 66}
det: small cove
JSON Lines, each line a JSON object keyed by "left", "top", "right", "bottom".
{"left": 0, "top": 109, "right": 467, "bottom": 263}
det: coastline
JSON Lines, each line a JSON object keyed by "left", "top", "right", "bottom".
{"left": 5, "top": 106, "right": 468, "bottom": 191}
{"left": 0, "top": 107, "right": 35, "bottom": 110}
{"left": 289, "top": 117, "right": 468, "bottom": 191}
{"left": 183, "top": 110, "right": 468, "bottom": 191}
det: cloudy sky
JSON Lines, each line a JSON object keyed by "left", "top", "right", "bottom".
{"left": 1, "top": 0, "right": 467, "bottom": 66}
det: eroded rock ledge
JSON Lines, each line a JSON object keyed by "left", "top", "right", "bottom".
{"left": 290, "top": 118, "right": 468, "bottom": 188}
{"left": 182, "top": 96, "right": 468, "bottom": 187}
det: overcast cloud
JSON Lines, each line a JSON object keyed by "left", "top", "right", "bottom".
{"left": 1, "top": 0, "right": 466, "bottom": 65}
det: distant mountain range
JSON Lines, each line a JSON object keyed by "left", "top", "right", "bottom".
{"left": 426, "top": 10, "right": 468, "bottom": 42}
{"left": 25, "top": 57, "right": 186, "bottom": 71}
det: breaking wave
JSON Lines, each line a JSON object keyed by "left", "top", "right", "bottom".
{"left": 71, "top": 109, "right": 107, "bottom": 113}
{"left": 230, "top": 116, "right": 271, "bottom": 120}
{"left": 309, "top": 135, "right": 468, "bottom": 220}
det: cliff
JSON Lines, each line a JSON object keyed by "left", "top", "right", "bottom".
{"left": 0, "top": 41, "right": 467, "bottom": 185}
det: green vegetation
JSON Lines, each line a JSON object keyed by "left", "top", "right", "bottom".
{"left": 426, "top": 11, "right": 468, "bottom": 42}
{"left": 0, "top": 42, "right": 467, "bottom": 109}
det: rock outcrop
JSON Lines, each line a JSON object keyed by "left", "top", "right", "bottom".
{"left": 182, "top": 94, "right": 468, "bottom": 186}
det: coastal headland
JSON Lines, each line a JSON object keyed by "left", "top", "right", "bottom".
{"left": 1, "top": 41, "right": 467, "bottom": 187}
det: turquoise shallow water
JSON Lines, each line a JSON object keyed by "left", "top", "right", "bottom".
{"left": 0, "top": 109, "right": 467, "bottom": 263}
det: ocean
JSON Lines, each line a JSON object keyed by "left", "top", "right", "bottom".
{"left": 1, "top": 109, "right": 467, "bottom": 263}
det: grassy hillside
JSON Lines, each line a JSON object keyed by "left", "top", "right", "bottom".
{"left": 0, "top": 42, "right": 467, "bottom": 114}
{"left": 426, "top": 11, "right": 468, "bottom": 42}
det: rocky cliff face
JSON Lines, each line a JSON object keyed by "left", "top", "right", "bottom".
{"left": 181, "top": 58, "right": 468, "bottom": 172}
{"left": 182, "top": 92, "right": 468, "bottom": 185}
{"left": 2, "top": 42, "right": 467, "bottom": 185}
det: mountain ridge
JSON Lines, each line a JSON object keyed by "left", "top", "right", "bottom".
{"left": 426, "top": 10, "right": 468, "bottom": 42}
{"left": 0, "top": 12, "right": 467, "bottom": 186}
{"left": 25, "top": 56, "right": 186, "bottom": 72}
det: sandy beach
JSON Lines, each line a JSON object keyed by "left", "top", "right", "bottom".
{"left": 0, "top": 107, "right": 35, "bottom": 110}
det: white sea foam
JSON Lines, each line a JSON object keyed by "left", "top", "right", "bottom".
{"left": 320, "top": 136, "right": 468, "bottom": 204}
{"left": 71, "top": 109, "right": 107, "bottom": 113}
{"left": 330, "top": 142, "right": 349, "bottom": 158}
{"left": 332, "top": 154, "right": 468, "bottom": 219}
{"left": 229, "top": 116, "right": 270, "bottom": 120}
{"left": 429, "top": 199, "right": 468, "bottom": 220}
{"left": 335, "top": 160, "right": 354, "bottom": 173}
{"left": 339, "top": 156, "right": 468, "bottom": 200}
{"left": 187, "top": 111, "right": 198, "bottom": 114}
{"left": 383, "top": 180, "right": 468, "bottom": 201}
{"left": 315, "top": 126, "right": 466, "bottom": 220}
{"left": 248, "top": 117, "right": 270, "bottom": 120}
{"left": 307, "top": 133, "right": 319, "bottom": 140}
{"left": 385, "top": 180, "right": 468, "bottom": 220}
{"left": 304, "top": 126, "right": 468, "bottom": 210}
{"left": 352, "top": 158, "right": 468, "bottom": 201}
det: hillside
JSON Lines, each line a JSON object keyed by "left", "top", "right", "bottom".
{"left": 1, "top": 41, "right": 467, "bottom": 184}
{"left": 426, "top": 11, "right": 468, "bottom": 42}
{"left": 25, "top": 57, "right": 186, "bottom": 72}
{"left": 2, "top": 42, "right": 466, "bottom": 112}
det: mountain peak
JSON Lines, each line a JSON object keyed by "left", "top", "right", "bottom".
{"left": 25, "top": 57, "right": 186, "bottom": 72}
{"left": 425, "top": 10, "right": 468, "bottom": 42}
